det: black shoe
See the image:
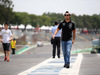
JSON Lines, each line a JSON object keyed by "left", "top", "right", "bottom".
{"left": 64, "top": 64, "right": 70, "bottom": 68}
{"left": 52, "top": 56, "right": 55, "bottom": 58}
{"left": 66, "top": 65, "right": 70, "bottom": 68}
{"left": 58, "top": 56, "right": 60, "bottom": 58}
{"left": 12, "top": 53, "right": 15, "bottom": 55}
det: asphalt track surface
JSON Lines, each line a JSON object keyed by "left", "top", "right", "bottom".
{"left": 0, "top": 45, "right": 52, "bottom": 75}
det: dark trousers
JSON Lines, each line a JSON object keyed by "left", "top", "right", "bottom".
{"left": 52, "top": 37, "right": 61, "bottom": 57}
{"left": 11, "top": 48, "right": 15, "bottom": 54}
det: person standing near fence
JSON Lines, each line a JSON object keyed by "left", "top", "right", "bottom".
{"left": 51, "top": 21, "right": 61, "bottom": 58}
{"left": 11, "top": 38, "right": 16, "bottom": 54}
{"left": 53, "top": 11, "right": 76, "bottom": 68}
{"left": 0, "top": 23, "right": 13, "bottom": 62}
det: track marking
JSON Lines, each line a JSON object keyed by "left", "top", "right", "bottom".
{"left": 18, "top": 57, "right": 53, "bottom": 75}
{"left": 18, "top": 55, "right": 78, "bottom": 75}
{"left": 59, "top": 54, "right": 83, "bottom": 75}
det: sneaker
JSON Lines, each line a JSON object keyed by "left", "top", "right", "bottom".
{"left": 66, "top": 65, "right": 70, "bottom": 68}
{"left": 4, "top": 57, "right": 7, "bottom": 61}
{"left": 58, "top": 56, "right": 60, "bottom": 58}
{"left": 64, "top": 64, "right": 70, "bottom": 68}
{"left": 52, "top": 56, "right": 55, "bottom": 58}
{"left": 7, "top": 57, "right": 9, "bottom": 62}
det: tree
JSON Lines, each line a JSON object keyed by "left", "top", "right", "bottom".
{"left": 0, "top": 0, "right": 14, "bottom": 24}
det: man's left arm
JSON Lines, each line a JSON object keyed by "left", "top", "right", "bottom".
{"left": 72, "top": 22, "right": 76, "bottom": 44}
{"left": 9, "top": 30, "right": 13, "bottom": 41}
{"left": 72, "top": 30, "right": 76, "bottom": 44}
{"left": 9, "top": 35, "right": 13, "bottom": 41}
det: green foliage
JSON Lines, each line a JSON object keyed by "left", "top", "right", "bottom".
{"left": 0, "top": 0, "right": 14, "bottom": 24}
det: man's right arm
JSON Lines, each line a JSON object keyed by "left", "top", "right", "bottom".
{"left": 0, "top": 37, "right": 3, "bottom": 43}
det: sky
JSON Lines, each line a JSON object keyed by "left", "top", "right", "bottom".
{"left": 12, "top": 0, "right": 100, "bottom": 16}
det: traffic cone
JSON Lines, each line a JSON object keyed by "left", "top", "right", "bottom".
{"left": 28, "top": 52, "right": 30, "bottom": 54}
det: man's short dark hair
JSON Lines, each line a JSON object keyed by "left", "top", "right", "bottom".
{"left": 13, "top": 38, "right": 16, "bottom": 40}
{"left": 65, "top": 11, "right": 69, "bottom": 13}
{"left": 65, "top": 11, "right": 71, "bottom": 16}
{"left": 4, "top": 23, "right": 9, "bottom": 26}
{"left": 54, "top": 21, "right": 59, "bottom": 25}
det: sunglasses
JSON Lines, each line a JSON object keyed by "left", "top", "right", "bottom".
{"left": 64, "top": 14, "right": 70, "bottom": 16}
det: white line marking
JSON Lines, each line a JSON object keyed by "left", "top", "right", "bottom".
{"left": 18, "top": 55, "right": 78, "bottom": 75}
{"left": 18, "top": 57, "right": 52, "bottom": 75}
{"left": 59, "top": 54, "right": 83, "bottom": 75}
{"left": 97, "top": 54, "right": 100, "bottom": 56}
{"left": 69, "top": 53, "right": 83, "bottom": 75}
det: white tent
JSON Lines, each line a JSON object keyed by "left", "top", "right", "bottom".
{"left": 18, "top": 24, "right": 25, "bottom": 29}
{"left": 40, "top": 25, "right": 46, "bottom": 30}
{"left": 40, "top": 26, "right": 52, "bottom": 30}
{"left": 14, "top": 25, "right": 18, "bottom": 29}
{"left": 11, "top": 25, "right": 18, "bottom": 29}
{"left": 49, "top": 26, "right": 53, "bottom": 30}
{"left": 11, "top": 26, "right": 14, "bottom": 29}
{"left": 45, "top": 26, "right": 49, "bottom": 30}
{"left": 26, "top": 25, "right": 34, "bottom": 29}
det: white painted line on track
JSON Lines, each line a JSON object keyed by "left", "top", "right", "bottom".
{"left": 69, "top": 53, "right": 83, "bottom": 75}
{"left": 18, "top": 54, "right": 79, "bottom": 75}
{"left": 59, "top": 53, "right": 83, "bottom": 75}
{"left": 97, "top": 54, "right": 100, "bottom": 57}
{"left": 18, "top": 57, "right": 52, "bottom": 75}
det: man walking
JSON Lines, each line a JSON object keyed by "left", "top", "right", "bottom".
{"left": 53, "top": 11, "right": 76, "bottom": 68}
{"left": 1, "top": 23, "right": 13, "bottom": 62}
{"left": 51, "top": 21, "right": 61, "bottom": 58}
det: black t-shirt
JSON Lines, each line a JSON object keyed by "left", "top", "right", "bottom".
{"left": 58, "top": 20, "right": 76, "bottom": 41}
